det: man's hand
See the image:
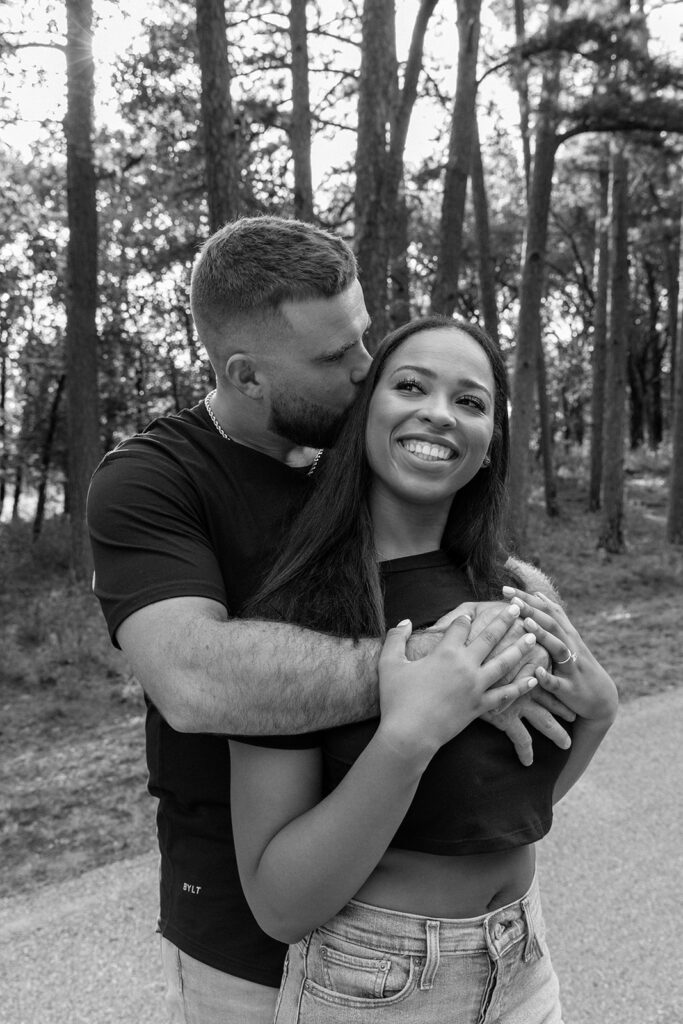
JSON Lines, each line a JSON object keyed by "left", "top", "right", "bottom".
{"left": 431, "top": 600, "right": 575, "bottom": 766}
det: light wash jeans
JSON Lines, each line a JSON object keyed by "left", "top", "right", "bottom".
{"left": 160, "top": 936, "right": 279, "bottom": 1024}
{"left": 273, "top": 875, "right": 563, "bottom": 1023}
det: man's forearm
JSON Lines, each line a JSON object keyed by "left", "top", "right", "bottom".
{"left": 148, "top": 615, "right": 382, "bottom": 735}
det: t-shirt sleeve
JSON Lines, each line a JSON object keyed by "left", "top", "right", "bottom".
{"left": 87, "top": 444, "right": 228, "bottom": 645}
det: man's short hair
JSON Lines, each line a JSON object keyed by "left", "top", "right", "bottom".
{"left": 190, "top": 216, "right": 358, "bottom": 348}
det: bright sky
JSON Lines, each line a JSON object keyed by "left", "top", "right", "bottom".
{"left": 2, "top": 0, "right": 682, "bottom": 171}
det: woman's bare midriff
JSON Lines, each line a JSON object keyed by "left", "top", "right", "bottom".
{"left": 354, "top": 843, "right": 536, "bottom": 918}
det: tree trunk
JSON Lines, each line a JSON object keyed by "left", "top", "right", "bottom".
{"left": 667, "top": 179, "right": 683, "bottom": 544}
{"left": 627, "top": 337, "right": 645, "bottom": 449}
{"left": 0, "top": 339, "right": 6, "bottom": 518}
{"left": 513, "top": 0, "right": 532, "bottom": 196}
{"left": 11, "top": 461, "right": 23, "bottom": 521}
{"left": 65, "top": 0, "right": 100, "bottom": 579}
{"left": 537, "top": 338, "right": 558, "bottom": 516}
{"left": 598, "top": 138, "right": 629, "bottom": 553}
{"left": 646, "top": 340, "right": 663, "bottom": 449}
{"left": 196, "top": 0, "right": 239, "bottom": 231}
{"left": 666, "top": 195, "right": 681, "bottom": 413}
{"left": 33, "top": 374, "right": 66, "bottom": 540}
{"left": 643, "top": 258, "right": 662, "bottom": 450}
{"left": 588, "top": 146, "right": 610, "bottom": 510}
{"left": 470, "top": 116, "right": 499, "bottom": 344}
{"left": 354, "top": 0, "right": 395, "bottom": 347}
{"left": 508, "top": 3, "right": 565, "bottom": 551}
{"left": 288, "top": 0, "right": 314, "bottom": 221}
{"left": 386, "top": 0, "right": 439, "bottom": 331}
{"left": 431, "top": 0, "right": 482, "bottom": 315}
{"left": 389, "top": 196, "right": 411, "bottom": 328}
{"left": 355, "top": 0, "right": 437, "bottom": 348}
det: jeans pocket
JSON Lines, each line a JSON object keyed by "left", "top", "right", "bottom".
{"left": 304, "top": 928, "right": 415, "bottom": 1006}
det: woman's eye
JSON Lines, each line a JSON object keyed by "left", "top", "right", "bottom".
{"left": 459, "top": 394, "right": 486, "bottom": 411}
{"left": 395, "top": 378, "right": 424, "bottom": 393}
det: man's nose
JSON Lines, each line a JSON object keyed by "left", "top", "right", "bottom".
{"left": 350, "top": 344, "right": 372, "bottom": 385}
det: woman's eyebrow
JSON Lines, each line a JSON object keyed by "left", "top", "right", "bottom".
{"left": 389, "top": 364, "right": 492, "bottom": 399}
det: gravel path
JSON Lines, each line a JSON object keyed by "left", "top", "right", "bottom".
{"left": 2, "top": 688, "right": 681, "bottom": 1023}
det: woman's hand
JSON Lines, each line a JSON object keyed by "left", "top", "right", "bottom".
{"left": 376, "top": 606, "right": 538, "bottom": 764}
{"left": 502, "top": 587, "right": 619, "bottom": 727}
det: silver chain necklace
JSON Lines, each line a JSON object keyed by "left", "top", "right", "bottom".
{"left": 204, "top": 390, "right": 323, "bottom": 477}
{"left": 204, "top": 389, "right": 232, "bottom": 440}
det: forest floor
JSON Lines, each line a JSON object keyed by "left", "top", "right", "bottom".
{"left": 1, "top": 449, "right": 681, "bottom": 900}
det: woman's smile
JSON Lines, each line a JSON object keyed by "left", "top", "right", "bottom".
{"left": 397, "top": 437, "right": 458, "bottom": 462}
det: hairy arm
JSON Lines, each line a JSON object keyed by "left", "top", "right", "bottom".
{"left": 117, "top": 597, "right": 382, "bottom": 734}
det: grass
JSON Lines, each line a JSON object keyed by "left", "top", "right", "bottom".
{"left": 1, "top": 453, "right": 682, "bottom": 898}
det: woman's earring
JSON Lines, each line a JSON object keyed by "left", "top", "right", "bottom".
{"left": 482, "top": 454, "right": 491, "bottom": 467}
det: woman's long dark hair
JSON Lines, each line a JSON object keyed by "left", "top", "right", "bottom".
{"left": 245, "top": 316, "right": 520, "bottom": 638}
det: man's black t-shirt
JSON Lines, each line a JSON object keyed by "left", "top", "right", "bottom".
{"left": 87, "top": 402, "right": 316, "bottom": 985}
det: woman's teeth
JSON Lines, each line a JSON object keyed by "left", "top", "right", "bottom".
{"left": 399, "top": 439, "right": 454, "bottom": 462}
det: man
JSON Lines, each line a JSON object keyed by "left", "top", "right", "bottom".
{"left": 87, "top": 216, "right": 570, "bottom": 1023}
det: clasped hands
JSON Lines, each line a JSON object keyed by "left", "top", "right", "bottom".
{"left": 417, "top": 599, "right": 576, "bottom": 766}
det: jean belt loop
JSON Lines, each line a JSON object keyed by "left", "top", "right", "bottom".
{"left": 483, "top": 916, "right": 501, "bottom": 962}
{"left": 521, "top": 895, "right": 541, "bottom": 962}
{"left": 420, "top": 920, "right": 441, "bottom": 990}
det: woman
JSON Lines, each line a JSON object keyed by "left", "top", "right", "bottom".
{"left": 230, "top": 316, "right": 618, "bottom": 1022}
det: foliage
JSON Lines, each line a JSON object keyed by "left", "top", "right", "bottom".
{"left": 0, "top": 0, "right": 682, "bottom": 525}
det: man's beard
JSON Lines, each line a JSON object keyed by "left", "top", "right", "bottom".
{"left": 268, "top": 390, "right": 348, "bottom": 448}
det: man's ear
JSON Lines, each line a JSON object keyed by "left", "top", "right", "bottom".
{"left": 225, "top": 353, "right": 265, "bottom": 399}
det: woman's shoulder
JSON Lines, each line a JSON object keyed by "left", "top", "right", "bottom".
{"left": 504, "top": 555, "right": 562, "bottom": 604}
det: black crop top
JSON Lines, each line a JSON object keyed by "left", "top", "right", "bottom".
{"left": 320, "top": 550, "right": 572, "bottom": 856}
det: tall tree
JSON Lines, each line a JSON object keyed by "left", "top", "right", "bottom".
{"left": 512, "top": 0, "right": 558, "bottom": 524}
{"left": 355, "top": 0, "right": 438, "bottom": 346}
{"left": 513, "top": 0, "right": 532, "bottom": 193}
{"left": 470, "top": 116, "right": 499, "bottom": 343}
{"left": 588, "top": 144, "right": 610, "bottom": 511}
{"left": 598, "top": 135, "right": 630, "bottom": 552}
{"left": 288, "top": 0, "right": 314, "bottom": 221}
{"left": 196, "top": 0, "right": 239, "bottom": 230}
{"left": 667, "top": 184, "right": 683, "bottom": 544}
{"left": 33, "top": 374, "right": 66, "bottom": 539}
{"left": 64, "top": 0, "right": 100, "bottom": 579}
{"left": 354, "top": 0, "right": 396, "bottom": 344}
{"left": 507, "top": 0, "right": 567, "bottom": 550}
{"left": 431, "top": 0, "right": 482, "bottom": 315}
{"left": 387, "top": 0, "right": 440, "bottom": 328}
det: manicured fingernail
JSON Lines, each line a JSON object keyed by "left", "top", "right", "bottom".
{"left": 396, "top": 618, "right": 411, "bottom": 627}
{"left": 502, "top": 586, "right": 515, "bottom": 596}
{"left": 523, "top": 617, "right": 538, "bottom": 629}
{"left": 511, "top": 597, "right": 525, "bottom": 609}
{"left": 523, "top": 634, "right": 536, "bottom": 645}
{"left": 506, "top": 603, "right": 520, "bottom": 617}
{"left": 536, "top": 666, "right": 547, "bottom": 679}
{"left": 526, "top": 677, "right": 537, "bottom": 689}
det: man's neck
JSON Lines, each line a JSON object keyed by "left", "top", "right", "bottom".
{"left": 206, "top": 388, "right": 318, "bottom": 467}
